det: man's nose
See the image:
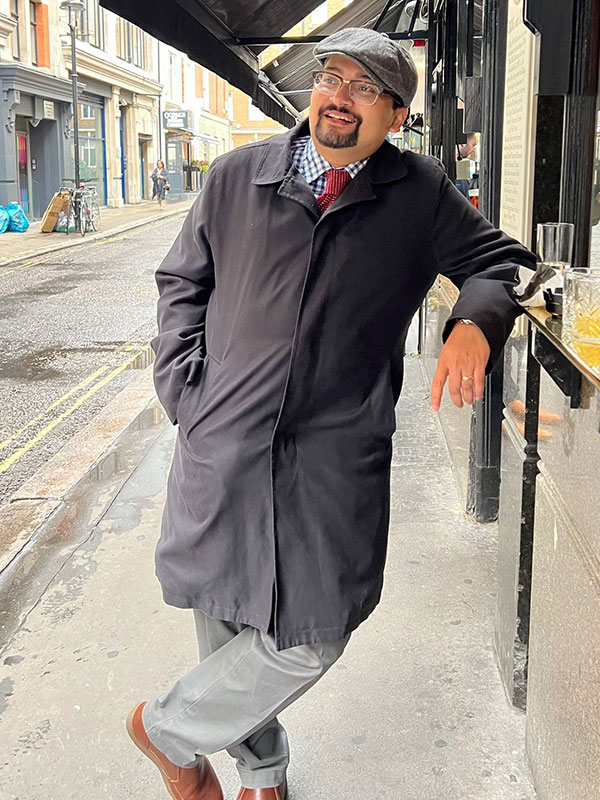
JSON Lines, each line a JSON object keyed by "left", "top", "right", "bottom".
{"left": 333, "top": 80, "right": 354, "bottom": 105}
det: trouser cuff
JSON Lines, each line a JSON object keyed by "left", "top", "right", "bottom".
{"left": 142, "top": 701, "right": 203, "bottom": 769}
{"left": 237, "top": 766, "right": 287, "bottom": 790}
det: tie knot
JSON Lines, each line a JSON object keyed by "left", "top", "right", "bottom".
{"left": 317, "top": 168, "right": 352, "bottom": 213}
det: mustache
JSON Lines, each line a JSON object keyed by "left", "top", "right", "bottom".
{"left": 318, "top": 104, "right": 362, "bottom": 124}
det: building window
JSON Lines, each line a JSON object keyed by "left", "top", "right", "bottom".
{"left": 77, "top": 0, "right": 105, "bottom": 49}
{"left": 116, "top": 18, "right": 145, "bottom": 67}
{"left": 10, "top": 0, "right": 20, "bottom": 60}
{"left": 29, "top": 1, "right": 37, "bottom": 64}
{"left": 168, "top": 52, "right": 177, "bottom": 99}
{"left": 248, "top": 98, "right": 264, "bottom": 122}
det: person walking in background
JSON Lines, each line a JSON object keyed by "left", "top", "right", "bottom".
{"left": 151, "top": 160, "right": 169, "bottom": 208}
{"left": 126, "top": 27, "right": 536, "bottom": 800}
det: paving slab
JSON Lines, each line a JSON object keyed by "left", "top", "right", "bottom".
{"left": 0, "top": 330, "right": 537, "bottom": 800}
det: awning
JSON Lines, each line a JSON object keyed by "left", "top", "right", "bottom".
{"left": 165, "top": 128, "right": 221, "bottom": 144}
{"left": 99, "top": 0, "right": 333, "bottom": 127}
{"left": 100, "top": 0, "right": 420, "bottom": 128}
{"left": 262, "top": 0, "right": 413, "bottom": 114}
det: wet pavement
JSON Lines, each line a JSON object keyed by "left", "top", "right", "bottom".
{"left": 0, "top": 324, "right": 537, "bottom": 800}
{"left": 0, "top": 215, "right": 185, "bottom": 507}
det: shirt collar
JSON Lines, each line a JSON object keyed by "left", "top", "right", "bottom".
{"left": 293, "top": 135, "right": 369, "bottom": 186}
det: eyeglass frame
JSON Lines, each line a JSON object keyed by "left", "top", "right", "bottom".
{"left": 312, "top": 70, "right": 405, "bottom": 108}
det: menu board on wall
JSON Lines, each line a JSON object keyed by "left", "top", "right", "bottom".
{"left": 499, "top": 0, "right": 538, "bottom": 249}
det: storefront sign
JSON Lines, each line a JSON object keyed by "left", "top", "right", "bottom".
{"left": 163, "top": 110, "right": 189, "bottom": 129}
{"left": 43, "top": 100, "right": 55, "bottom": 119}
{"left": 499, "top": 0, "right": 537, "bottom": 248}
{"left": 500, "top": 0, "right": 538, "bottom": 336}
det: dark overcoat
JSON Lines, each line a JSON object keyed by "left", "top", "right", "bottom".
{"left": 151, "top": 120, "right": 535, "bottom": 649}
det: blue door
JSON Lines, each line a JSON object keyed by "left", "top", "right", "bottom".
{"left": 139, "top": 140, "right": 145, "bottom": 200}
{"left": 120, "top": 114, "right": 126, "bottom": 203}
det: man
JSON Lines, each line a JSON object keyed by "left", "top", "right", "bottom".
{"left": 455, "top": 132, "right": 478, "bottom": 199}
{"left": 126, "top": 27, "right": 535, "bottom": 800}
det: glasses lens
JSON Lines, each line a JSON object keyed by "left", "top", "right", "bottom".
{"left": 349, "top": 81, "right": 380, "bottom": 106}
{"left": 314, "top": 72, "right": 340, "bottom": 95}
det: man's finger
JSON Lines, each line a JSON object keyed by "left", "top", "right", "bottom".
{"left": 461, "top": 372, "right": 475, "bottom": 405}
{"left": 447, "top": 370, "right": 464, "bottom": 409}
{"left": 430, "top": 364, "right": 448, "bottom": 412}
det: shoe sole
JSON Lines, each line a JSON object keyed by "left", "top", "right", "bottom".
{"left": 126, "top": 707, "right": 190, "bottom": 800}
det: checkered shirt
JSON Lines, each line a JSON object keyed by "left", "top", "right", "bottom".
{"left": 290, "top": 135, "right": 369, "bottom": 199}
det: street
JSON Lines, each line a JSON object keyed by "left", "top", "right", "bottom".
{"left": 0, "top": 214, "right": 185, "bottom": 507}
{"left": 0, "top": 325, "right": 536, "bottom": 800}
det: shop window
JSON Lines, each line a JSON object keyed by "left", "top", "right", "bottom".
{"left": 591, "top": 58, "right": 600, "bottom": 268}
{"left": 74, "top": 99, "right": 106, "bottom": 204}
{"left": 10, "top": 0, "right": 20, "bottom": 60}
{"left": 29, "top": 1, "right": 37, "bottom": 64}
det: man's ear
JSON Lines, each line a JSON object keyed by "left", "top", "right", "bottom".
{"left": 389, "top": 107, "right": 409, "bottom": 134}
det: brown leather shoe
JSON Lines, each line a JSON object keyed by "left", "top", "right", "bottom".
{"left": 236, "top": 779, "right": 287, "bottom": 800}
{"left": 126, "top": 702, "right": 223, "bottom": 800}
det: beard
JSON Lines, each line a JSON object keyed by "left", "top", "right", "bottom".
{"left": 314, "top": 105, "right": 362, "bottom": 149}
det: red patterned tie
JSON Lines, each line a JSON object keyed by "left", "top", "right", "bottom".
{"left": 317, "top": 168, "right": 352, "bottom": 213}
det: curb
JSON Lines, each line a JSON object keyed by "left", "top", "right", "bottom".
{"left": 0, "top": 203, "right": 193, "bottom": 269}
{"left": 0, "top": 363, "right": 164, "bottom": 575}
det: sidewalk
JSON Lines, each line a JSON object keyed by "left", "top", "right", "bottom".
{"left": 0, "top": 325, "right": 536, "bottom": 800}
{"left": 0, "top": 198, "right": 195, "bottom": 268}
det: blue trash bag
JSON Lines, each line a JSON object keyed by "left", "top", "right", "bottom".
{"left": 0, "top": 206, "right": 9, "bottom": 234}
{"left": 7, "top": 202, "right": 30, "bottom": 233}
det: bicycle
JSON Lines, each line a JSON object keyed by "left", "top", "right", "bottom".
{"left": 59, "top": 182, "right": 101, "bottom": 236}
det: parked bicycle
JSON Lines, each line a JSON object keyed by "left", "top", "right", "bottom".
{"left": 59, "top": 181, "right": 100, "bottom": 236}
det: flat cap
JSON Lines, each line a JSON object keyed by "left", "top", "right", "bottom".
{"left": 313, "top": 27, "right": 418, "bottom": 107}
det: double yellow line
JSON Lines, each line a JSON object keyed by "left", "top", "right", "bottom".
{"left": 0, "top": 344, "right": 153, "bottom": 478}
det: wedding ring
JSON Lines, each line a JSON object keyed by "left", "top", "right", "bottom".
{"left": 461, "top": 375, "right": 474, "bottom": 381}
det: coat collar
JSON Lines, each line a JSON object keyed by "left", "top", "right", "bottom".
{"left": 251, "top": 119, "right": 408, "bottom": 187}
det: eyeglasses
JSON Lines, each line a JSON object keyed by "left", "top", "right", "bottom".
{"left": 312, "top": 70, "right": 402, "bottom": 107}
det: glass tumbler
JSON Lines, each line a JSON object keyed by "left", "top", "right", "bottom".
{"left": 536, "top": 222, "right": 575, "bottom": 270}
{"left": 563, "top": 268, "right": 600, "bottom": 368}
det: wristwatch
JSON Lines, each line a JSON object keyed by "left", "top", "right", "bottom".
{"left": 456, "top": 318, "right": 476, "bottom": 326}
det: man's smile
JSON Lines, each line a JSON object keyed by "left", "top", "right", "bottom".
{"left": 322, "top": 111, "right": 357, "bottom": 125}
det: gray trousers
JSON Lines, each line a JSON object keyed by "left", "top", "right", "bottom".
{"left": 143, "top": 611, "right": 349, "bottom": 789}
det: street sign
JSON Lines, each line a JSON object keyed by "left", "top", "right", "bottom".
{"left": 162, "top": 110, "right": 189, "bottom": 129}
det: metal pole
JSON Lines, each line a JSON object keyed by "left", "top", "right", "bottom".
{"left": 441, "top": 0, "right": 458, "bottom": 181}
{"left": 70, "top": 11, "right": 80, "bottom": 188}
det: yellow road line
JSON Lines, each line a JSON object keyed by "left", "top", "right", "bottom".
{"left": 0, "top": 257, "right": 48, "bottom": 278}
{"left": 0, "top": 353, "right": 143, "bottom": 477}
{"left": 0, "top": 364, "right": 111, "bottom": 452}
{"left": 92, "top": 235, "right": 129, "bottom": 245}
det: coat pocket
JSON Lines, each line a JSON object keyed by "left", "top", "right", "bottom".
{"left": 176, "top": 353, "right": 220, "bottom": 435}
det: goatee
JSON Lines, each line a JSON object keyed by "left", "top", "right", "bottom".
{"left": 315, "top": 106, "right": 362, "bottom": 149}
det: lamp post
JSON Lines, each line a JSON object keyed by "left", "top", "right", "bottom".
{"left": 61, "top": 1, "right": 85, "bottom": 188}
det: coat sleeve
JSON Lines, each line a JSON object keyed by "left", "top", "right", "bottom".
{"left": 431, "top": 164, "right": 537, "bottom": 371}
{"left": 150, "top": 166, "right": 218, "bottom": 424}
